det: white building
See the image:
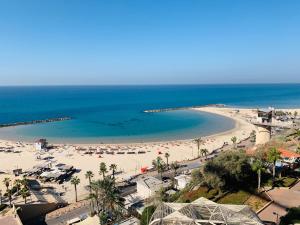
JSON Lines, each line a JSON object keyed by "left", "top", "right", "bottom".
{"left": 174, "top": 174, "right": 192, "bottom": 190}
{"left": 34, "top": 139, "right": 47, "bottom": 151}
{"left": 136, "top": 176, "right": 164, "bottom": 199}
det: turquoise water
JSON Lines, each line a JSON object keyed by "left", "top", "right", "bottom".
{"left": 0, "top": 84, "right": 300, "bottom": 143}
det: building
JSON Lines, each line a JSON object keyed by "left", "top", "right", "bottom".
{"left": 254, "top": 110, "right": 274, "bottom": 145}
{"left": 69, "top": 215, "right": 99, "bottom": 225}
{"left": 257, "top": 109, "right": 273, "bottom": 124}
{"left": 136, "top": 176, "right": 164, "bottom": 199}
{"left": 174, "top": 174, "right": 192, "bottom": 190}
{"left": 0, "top": 206, "right": 24, "bottom": 225}
{"left": 34, "top": 139, "right": 48, "bottom": 151}
{"left": 119, "top": 217, "right": 140, "bottom": 225}
{"left": 149, "top": 197, "right": 264, "bottom": 225}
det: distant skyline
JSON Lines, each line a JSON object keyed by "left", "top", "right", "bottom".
{"left": 0, "top": 0, "right": 300, "bottom": 85}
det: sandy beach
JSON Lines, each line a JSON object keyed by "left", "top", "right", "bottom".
{"left": 0, "top": 106, "right": 298, "bottom": 202}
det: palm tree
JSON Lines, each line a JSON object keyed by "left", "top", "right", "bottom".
{"left": 157, "top": 163, "right": 166, "bottom": 180}
{"left": 267, "top": 147, "right": 281, "bottom": 180}
{"left": 109, "top": 164, "right": 117, "bottom": 180}
{"left": 14, "top": 179, "right": 22, "bottom": 194}
{"left": 99, "top": 162, "right": 107, "bottom": 179}
{"left": 3, "top": 178, "right": 11, "bottom": 191}
{"left": 251, "top": 158, "right": 265, "bottom": 190}
{"left": 6, "top": 188, "right": 12, "bottom": 207}
{"left": 194, "top": 138, "right": 203, "bottom": 158}
{"left": 20, "top": 188, "right": 30, "bottom": 204}
{"left": 170, "top": 162, "right": 179, "bottom": 177}
{"left": 164, "top": 153, "right": 170, "bottom": 169}
{"left": 70, "top": 176, "right": 80, "bottom": 202}
{"left": 152, "top": 157, "right": 165, "bottom": 179}
{"left": 231, "top": 136, "right": 237, "bottom": 148}
{"left": 85, "top": 171, "right": 94, "bottom": 192}
{"left": 152, "top": 157, "right": 163, "bottom": 173}
{"left": 90, "top": 177, "right": 124, "bottom": 218}
{"left": 21, "top": 177, "right": 28, "bottom": 189}
{"left": 200, "top": 148, "right": 209, "bottom": 159}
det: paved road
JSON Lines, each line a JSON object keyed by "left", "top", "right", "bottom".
{"left": 120, "top": 137, "right": 254, "bottom": 197}
{"left": 46, "top": 137, "right": 255, "bottom": 225}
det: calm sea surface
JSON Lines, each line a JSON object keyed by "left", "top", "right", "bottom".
{"left": 0, "top": 84, "right": 300, "bottom": 143}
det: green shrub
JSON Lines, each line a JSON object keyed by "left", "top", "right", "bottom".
{"left": 264, "top": 177, "right": 297, "bottom": 188}
{"left": 217, "top": 190, "right": 251, "bottom": 205}
{"left": 280, "top": 207, "right": 300, "bottom": 225}
{"left": 141, "top": 205, "right": 156, "bottom": 225}
{"left": 203, "top": 150, "right": 256, "bottom": 191}
{"left": 177, "top": 187, "right": 218, "bottom": 203}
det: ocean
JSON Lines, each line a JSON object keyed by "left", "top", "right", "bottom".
{"left": 0, "top": 84, "right": 300, "bottom": 143}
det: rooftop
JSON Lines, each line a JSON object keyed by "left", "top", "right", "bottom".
{"left": 279, "top": 148, "right": 300, "bottom": 158}
{"left": 137, "top": 176, "right": 163, "bottom": 190}
{"left": 149, "top": 197, "right": 263, "bottom": 225}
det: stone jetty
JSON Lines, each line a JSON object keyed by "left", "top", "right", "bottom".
{"left": 0, "top": 117, "right": 71, "bottom": 128}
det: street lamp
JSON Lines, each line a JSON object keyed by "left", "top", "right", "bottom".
{"left": 273, "top": 212, "right": 279, "bottom": 225}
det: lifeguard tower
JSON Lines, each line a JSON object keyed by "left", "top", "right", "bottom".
{"left": 253, "top": 110, "right": 274, "bottom": 145}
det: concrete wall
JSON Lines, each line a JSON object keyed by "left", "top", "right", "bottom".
{"left": 17, "top": 203, "right": 66, "bottom": 225}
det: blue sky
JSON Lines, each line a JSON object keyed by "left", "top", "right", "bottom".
{"left": 0, "top": 0, "right": 300, "bottom": 85}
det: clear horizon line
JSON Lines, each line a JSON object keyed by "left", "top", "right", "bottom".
{"left": 0, "top": 82, "right": 300, "bottom": 87}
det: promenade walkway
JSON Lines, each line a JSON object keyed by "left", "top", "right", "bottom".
{"left": 258, "top": 181, "right": 300, "bottom": 224}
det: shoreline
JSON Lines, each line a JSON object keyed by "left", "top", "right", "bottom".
{"left": 0, "top": 107, "right": 236, "bottom": 145}
{"left": 0, "top": 106, "right": 272, "bottom": 202}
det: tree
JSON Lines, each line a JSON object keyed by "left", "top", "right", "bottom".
{"left": 294, "top": 111, "right": 298, "bottom": 118}
{"left": 21, "top": 177, "right": 28, "bottom": 189}
{"left": 251, "top": 158, "right": 265, "bottom": 190}
{"left": 231, "top": 136, "right": 237, "bottom": 148}
{"left": 203, "top": 150, "right": 253, "bottom": 191}
{"left": 152, "top": 157, "right": 163, "bottom": 171}
{"left": 191, "top": 169, "right": 204, "bottom": 187}
{"left": 194, "top": 138, "right": 203, "bottom": 158}
{"left": 164, "top": 152, "right": 170, "bottom": 169}
{"left": 90, "top": 176, "right": 124, "bottom": 220}
{"left": 99, "top": 162, "right": 107, "bottom": 179}
{"left": 6, "top": 189, "right": 12, "bottom": 207}
{"left": 70, "top": 176, "right": 80, "bottom": 202}
{"left": 3, "top": 178, "right": 11, "bottom": 191}
{"left": 152, "top": 157, "right": 165, "bottom": 179}
{"left": 109, "top": 164, "right": 117, "bottom": 180}
{"left": 267, "top": 147, "right": 281, "bottom": 180}
{"left": 280, "top": 207, "right": 300, "bottom": 225}
{"left": 157, "top": 163, "right": 166, "bottom": 180}
{"left": 200, "top": 148, "right": 209, "bottom": 159}
{"left": 20, "top": 188, "right": 30, "bottom": 204}
{"left": 85, "top": 171, "right": 94, "bottom": 193}
{"left": 141, "top": 205, "right": 156, "bottom": 225}
{"left": 170, "top": 162, "right": 180, "bottom": 177}
{"left": 14, "top": 179, "right": 22, "bottom": 194}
